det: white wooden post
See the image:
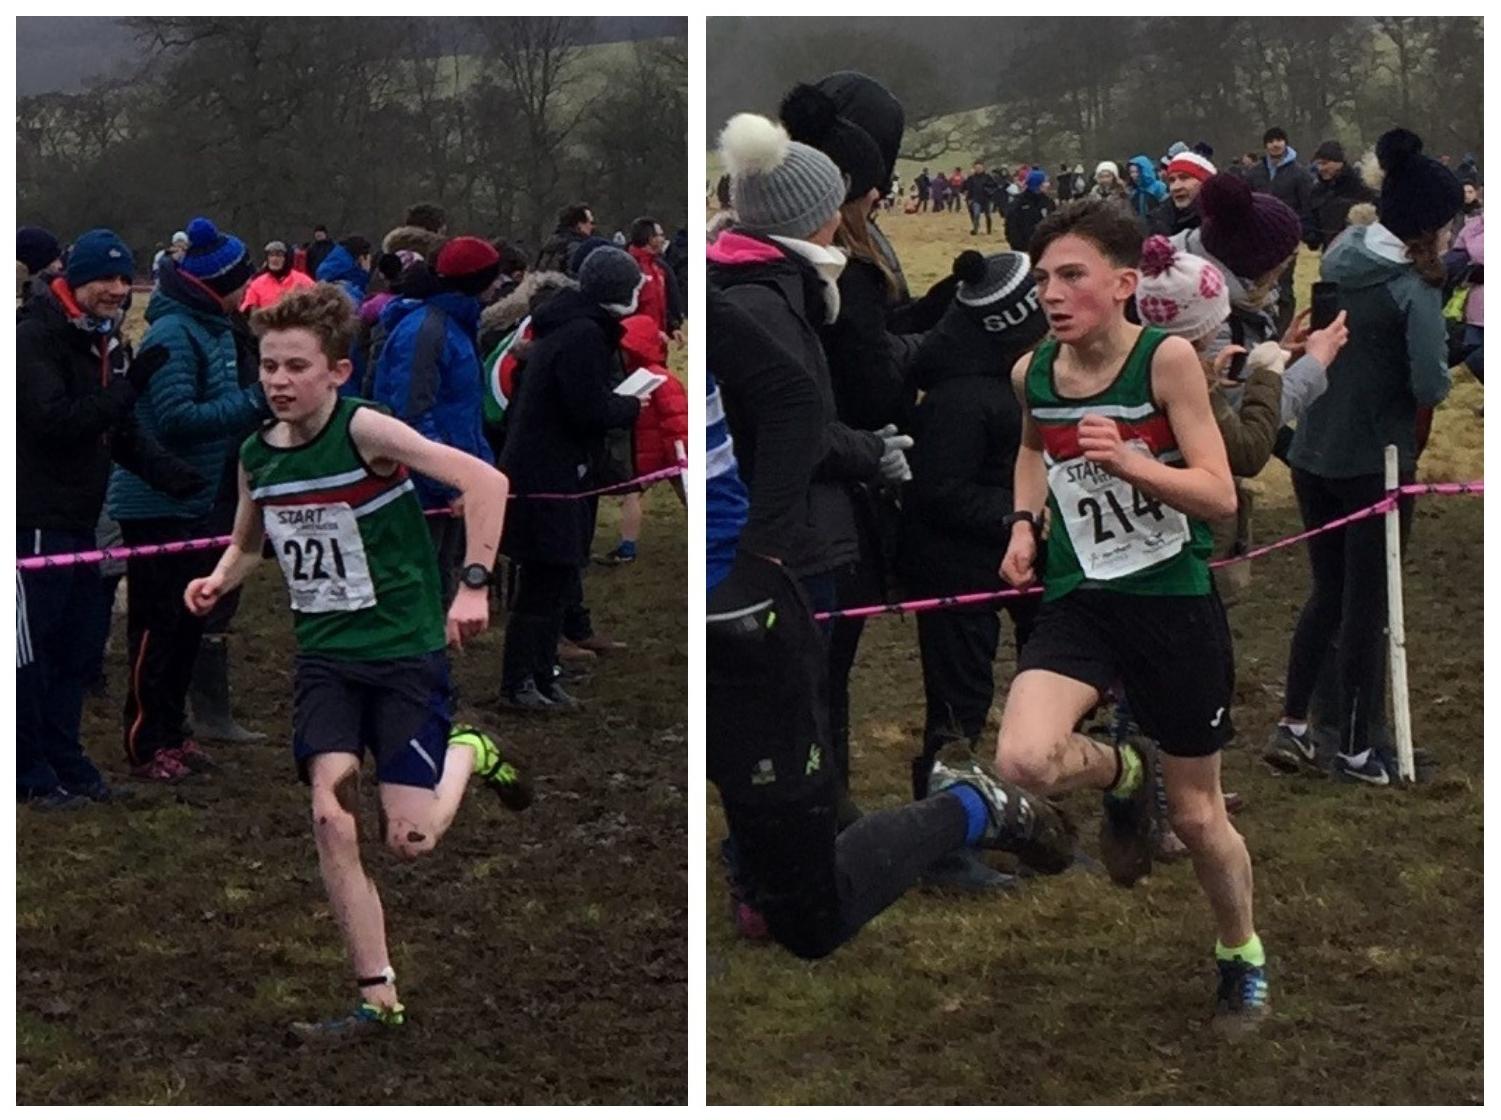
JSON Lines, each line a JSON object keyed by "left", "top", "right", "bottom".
{"left": 1385, "top": 445, "right": 1415, "bottom": 783}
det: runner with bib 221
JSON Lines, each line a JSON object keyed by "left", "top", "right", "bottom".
{"left": 993, "top": 197, "right": 1268, "bottom": 1034}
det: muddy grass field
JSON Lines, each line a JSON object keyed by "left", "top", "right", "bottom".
{"left": 18, "top": 486, "right": 687, "bottom": 1104}
{"left": 706, "top": 210, "right": 1484, "bottom": 1105}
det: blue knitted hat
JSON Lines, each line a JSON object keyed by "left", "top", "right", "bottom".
{"left": 64, "top": 229, "right": 135, "bottom": 288}
{"left": 180, "top": 216, "right": 253, "bottom": 296}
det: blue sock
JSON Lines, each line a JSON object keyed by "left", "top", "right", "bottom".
{"left": 616, "top": 539, "right": 637, "bottom": 557}
{"left": 946, "top": 785, "right": 989, "bottom": 846}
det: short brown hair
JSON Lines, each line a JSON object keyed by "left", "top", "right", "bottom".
{"left": 1029, "top": 197, "right": 1146, "bottom": 269}
{"left": 250, "top": 282, "right": 357, "bottom": 362}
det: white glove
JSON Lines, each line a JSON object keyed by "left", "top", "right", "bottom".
{"left": 875, "top": 423, "right": 914, "bottom": 483}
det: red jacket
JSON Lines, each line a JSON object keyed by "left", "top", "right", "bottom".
{"left": 627, "top": 244, "right": 671, "bottom": 335}
{"left": 620, "top": 314, "right": 687, "bottom": 475}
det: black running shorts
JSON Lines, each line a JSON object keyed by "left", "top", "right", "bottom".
{"left": 292, "top": 650, "right": 454, "bottom": 788}
{"left": 1017, "top": 589, "right": 1235, "bottom": 757}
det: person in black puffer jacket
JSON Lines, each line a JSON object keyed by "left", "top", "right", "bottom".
{"left": 899, "top": 249, "right": 1049, "bottom": 890}
{"left": 496, "top": 247, "right": 643, "bottom": 710}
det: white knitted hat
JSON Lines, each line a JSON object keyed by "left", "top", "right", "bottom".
{"left": 1135, "top": 234, "right": 1230, "bottom": 342}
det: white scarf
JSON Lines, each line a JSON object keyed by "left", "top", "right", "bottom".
{"left": 769, "top": 236, "right": 848, "bottom": 324}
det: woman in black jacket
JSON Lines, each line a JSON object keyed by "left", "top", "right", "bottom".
{"left": 706, "top": 134, "right": 1074, "bottom": 960}
{"left": 900, "top": 250, "right": 1049, "bottom": 888}
{"left": 497, "top": 247, "right": 644, "bottom": 710}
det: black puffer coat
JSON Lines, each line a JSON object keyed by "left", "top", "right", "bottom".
{"left": 497, "top": 288, "right": 640, "bottom": 566}
{"left": 707, "top": 231, "right": 883, "bottom": 578}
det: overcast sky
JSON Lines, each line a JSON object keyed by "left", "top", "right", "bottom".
{"left": 17, "top": 17, "right": 686, "bottom": 96}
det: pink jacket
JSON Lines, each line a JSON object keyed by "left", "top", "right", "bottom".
{"left": 240, "top": 268, "right": 314, "bottom": 312}
{"left": 1454, "top": 214, "right": 1483, "bottom": 327}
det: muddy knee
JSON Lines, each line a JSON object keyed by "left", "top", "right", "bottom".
{"left": 311, "top": 798, "right": 359, "bottom": 853}
{"left": 385, "top": 820, "right": 436, "bottom": 861}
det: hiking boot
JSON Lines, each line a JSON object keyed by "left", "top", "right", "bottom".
{"left": 167, "top": 739, "right": 216, "bottom": 773}
{"left": 921, "top": 847, "right": 1021, "bottom": 892}
{"left": 1099, "top": 740, "right": 1155, "bottom": 888}
{"left": 1263, "top": 723, "right": 1317, "bottom": 773}
{"left": 573, "top": 633, "right": 627, "bottom": 655}
{"left": 927, "top": 760, "right": 1074, "bottom": 875}
{"left": 498, "top": 681, "right": 558, "bottom": 714}
{"left": 131, "top": 752, "right": 191, "bottom": 783}
{"left": 450, "top": 725, "right": 533, "bottom": 811}
{"left": 287, "top": 1001, "right": 405, "bottom": 1046}
{"left": 1213, "top": 959, "right": 1270, "bottom": 1037}
{"left": 1333, "top": 750, "right": 1392, "bottom": 787}
{"left": 594, "top": 542, "right": 637, "bottom": 566}
{"left": 24, "top": 789, "right": 89, "bottom": 812}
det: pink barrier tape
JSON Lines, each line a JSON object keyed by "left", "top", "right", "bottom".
{"left": 812, "top": 479, "right": 1482, "bottom": 622}
{"left": 16, "top": 463, "right": 686, "bottom": 571}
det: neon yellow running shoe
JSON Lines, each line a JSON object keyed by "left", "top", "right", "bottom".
{"left": 451, "top": 724, "right": 533, "bottom": 811}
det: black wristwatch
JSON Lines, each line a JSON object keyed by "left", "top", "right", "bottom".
{"left": 1002, "top": 510, "right": 1038, "bottom": 533}
{"left": 459, "top": 563, "right": 493, "bottom": 590}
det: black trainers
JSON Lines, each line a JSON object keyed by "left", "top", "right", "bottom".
{"left": 921, "top": 847, "right": 1021, "bottom": 893}
{"left": 539, "top": 682, "right": 582, "bottom": 712}
{"left": 1333, "top": 750, "right": 1392, "bottom": 787}
{"left": 927, "top": 760, "right": 1074, "bottom": 875}
{"left": 1213, "top": 958, "right": 1270, "bottom": 1036}
{"left": 1263, "top": 723, "right": 1317, "bottom": 773}
{"left": 1099, "top": 740, "right": 1155, "bottom": 888}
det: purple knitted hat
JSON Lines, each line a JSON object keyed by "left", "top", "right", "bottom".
{"left": 1197, "top": 172, "right": 1302, "bottom": 280}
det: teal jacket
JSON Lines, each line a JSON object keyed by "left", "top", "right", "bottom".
{"left": 108, "top": 262, "right": 266, "bottom": 521}
{"left": 1289, "top": 222, "right": 1450, "bottom": 479}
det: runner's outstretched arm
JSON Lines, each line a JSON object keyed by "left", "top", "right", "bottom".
{"left": 184, "top": 464, "right": 265, "bottom": 615}
{"left": 1078, "top": 334, "right": 1236, "bottom": 522}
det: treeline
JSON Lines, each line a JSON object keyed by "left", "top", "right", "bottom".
{"left": 708, "top": 17, "right": 1482, "bottom": 169}
{"left": 17, "top": 17, "right": 687, "bottom": 264}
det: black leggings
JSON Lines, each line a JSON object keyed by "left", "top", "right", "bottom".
{"left": 1284, "top": 468, "right": 1413, "bottom": 755}
{"left": 709, "top": 555, "right": 968, "bottom": 959}
{"left": 721, "top": 789, "right": 967, "bottom": 960}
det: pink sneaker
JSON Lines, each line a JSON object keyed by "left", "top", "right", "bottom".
{"left": 166, "top": 740, "right": 216, "bottom": 773}
{"left": 131, "top": 752, "right": 191, "bottom": 783}
{"left": 732, "top": 900, "right": 771, "bottom": 942}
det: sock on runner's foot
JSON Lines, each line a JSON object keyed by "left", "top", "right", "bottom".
{"left": 450, "top": 727, "right": 499, "bottom": 773}
{"left": 1108, "top": 743, "right": 1144, "bottom": 798}
{"left": 946, "top": 784, "right": 989, "bottom": 846}
{"left": 1215, "top": 933, "right": 1265, "bottom": 967}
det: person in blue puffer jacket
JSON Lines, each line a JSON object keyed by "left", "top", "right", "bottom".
{"left": 370, "top": 235, "right": 501, "bottom": 602}
{"left": 316, "top": 237, "right": 375, "bottom": 395}
{"left": 107, "top": 216, "right": 268, "bottom": 783}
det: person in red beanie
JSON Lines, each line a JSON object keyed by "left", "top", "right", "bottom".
{"left": 368, "top": 235, "right": 502, "bottom": 602}
{"left": 1148, "top": 151, "right": 1216, "bottom": 237}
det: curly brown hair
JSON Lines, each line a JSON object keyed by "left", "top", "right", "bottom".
{"left": 249, "top": 283, "right": 358, "bottom": 362}
{"left": 1404, "top": 230, "right": 1446, "bottom": 288}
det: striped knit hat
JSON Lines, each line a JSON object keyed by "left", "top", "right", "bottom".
{"left": 719, "top": 113, "right": 845, "bottom": 240}
{"left": 1165, "top": 151, "right": 1217, "bottom": 183}
{"left": 180, "top": 217, "right": 253, "bottom": 296}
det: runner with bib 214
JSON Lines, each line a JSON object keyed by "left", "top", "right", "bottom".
{"left": 993, "top": 197, "right": 1268, "bottom": 1033}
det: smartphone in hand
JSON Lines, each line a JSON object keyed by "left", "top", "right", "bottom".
{"left": 1311, "top": 281, "right": 1339, "bottom": 331}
